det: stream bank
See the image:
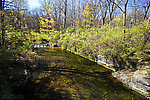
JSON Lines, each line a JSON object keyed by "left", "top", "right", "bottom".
{"left": 95, "top": 53, "right": 150, "bottom": 98}
{"left": 112, "top": 69, "right": 150, "bottom": 98}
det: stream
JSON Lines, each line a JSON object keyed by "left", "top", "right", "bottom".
{"left": 21, "top": 47, "right": 146, "bottom": 100}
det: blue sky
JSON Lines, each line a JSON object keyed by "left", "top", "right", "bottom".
{"left": 27, "top": 0, "right": 150, "bottom": 11}
{"left": 27, "top": 0, "right": 41, "bottom": 9}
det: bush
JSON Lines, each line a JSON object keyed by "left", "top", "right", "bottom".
{"left": 54, "top": 20, "right": 149, "bottom": 71}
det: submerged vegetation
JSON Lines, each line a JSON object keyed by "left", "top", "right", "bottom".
{"left": 20, "top": 48, "right": 146, "bottom": 100}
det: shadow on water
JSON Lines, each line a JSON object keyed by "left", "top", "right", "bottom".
{"left": 22, "top": 79, "right": 72, "bottom": 100}
{"left": 20, "top": 47, "right": 147, "bottom": 100}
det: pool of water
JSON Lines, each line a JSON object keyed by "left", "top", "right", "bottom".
{"left": 23, "top": 47, "right": 147, "bottom": 100}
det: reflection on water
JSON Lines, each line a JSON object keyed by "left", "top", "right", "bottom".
{"left": 24, "top": 47, "right": 146, "bottom": 100}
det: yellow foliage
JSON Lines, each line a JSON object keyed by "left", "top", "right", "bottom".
{"left": 39, "top": 4, "right": 56, "bottom": 33}
{"left": 14, "top": 18, "right": 18, "bottom": 23}
{"left": 81, "top": 1, "right": 96, "bottom": 28}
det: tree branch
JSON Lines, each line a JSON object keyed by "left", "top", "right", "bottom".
{"left": 144, "top": 1, "right": 150, "bottom": 19}
{"left": 110, "top": 0, "right": 123, "bottom": 12}
{"left": 120, "top": 0, "right": 125, "bottom": 5}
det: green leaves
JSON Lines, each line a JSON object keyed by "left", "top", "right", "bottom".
{"left": 55, "top": 20, "right": 150, "bottom": 70}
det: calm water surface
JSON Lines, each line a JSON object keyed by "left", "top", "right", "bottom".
{"left": 24, "top": 47, "right": 146, "bottom": 100}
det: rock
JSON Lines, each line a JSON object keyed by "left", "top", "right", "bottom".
{"left": 131, "top": 69, "right": 150, "bottom": 94}
{"left": 41, "top": 39, "right": 49, "bottom": 44}
{"left": 29, "top": 65, "right": 37, "bottom": 68}
{"left": 130, "top": 82, "right": 150, "bottom": 94}
{"left": 112, "top": 69, "right": 150, "bottom": 94}
{"left": 33, "top": 40, "right": 36, "bottom": 42}
{"left": 112, "top": 72, "right": 119, "bottom": 78}
{"left": 112, "top": 71, "right": 131, "bottom": 84}
{"left": 97, "top": 54, "right": 107, "bottom": 64}
{"left": 9, "top": 69, "right": 27, "bottom": 81}
{"left": 33, "top": 43, "right": 50, "bottom": 48}
{"left": 9, "top": 67, "right": 14, "bottom": 70}
{"left": 133, "top": 74, "right": 150, "bottom": 86}
{"left": 46, "top": 43, "right": 50, "bottom": 47}
{"left": 54, "top": 44, "right": 58, "bottom": 47}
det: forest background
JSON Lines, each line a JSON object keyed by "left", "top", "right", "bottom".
{"left": 0, "top": 0, "right": 150, "bottom": 99}
{"left": 0, "top": 0, "right": 150, "bottom": 71}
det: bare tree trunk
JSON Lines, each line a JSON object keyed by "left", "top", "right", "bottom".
{"left": 133, "top": 0, "right": 136, "bottom": 25}
{"left": 1, "top": 10, "right": 5, "bottom": 46}
{"left": 99, "top": 0, "right": 108, "bottom": 25}
{"left": 102, "top": 17, "right": 105, "bottom": 25}
{"left": 71, "top": 0, "right": 76, "bottom": 28}
{"left": 110, "top": 0, "right": 128, "bottom": 33}
{"left": 123, "top": 7, "right": 126, "bottom": 33}
{"left": 144, "top": 1, "right": 150, "bottom": 20}
{"left": 78, "top": 0, "right": 80, "bottom": 34}
{"left": 123, "top": 0, "right": 128, "bottom": 33}
{"left": 0, "top": 0, "right": 5, "bottom": 46}
{"left": 73, "top": 0, "right": 76, "bottom": 29}
{"left": 107, "top": 0, "right": 115, "bottom": 30}
{"left": 58, "top": 0, "right": 62, "bottom": 31}
{"left": 64, "top": 0, "right": 67, "bottom": 28}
